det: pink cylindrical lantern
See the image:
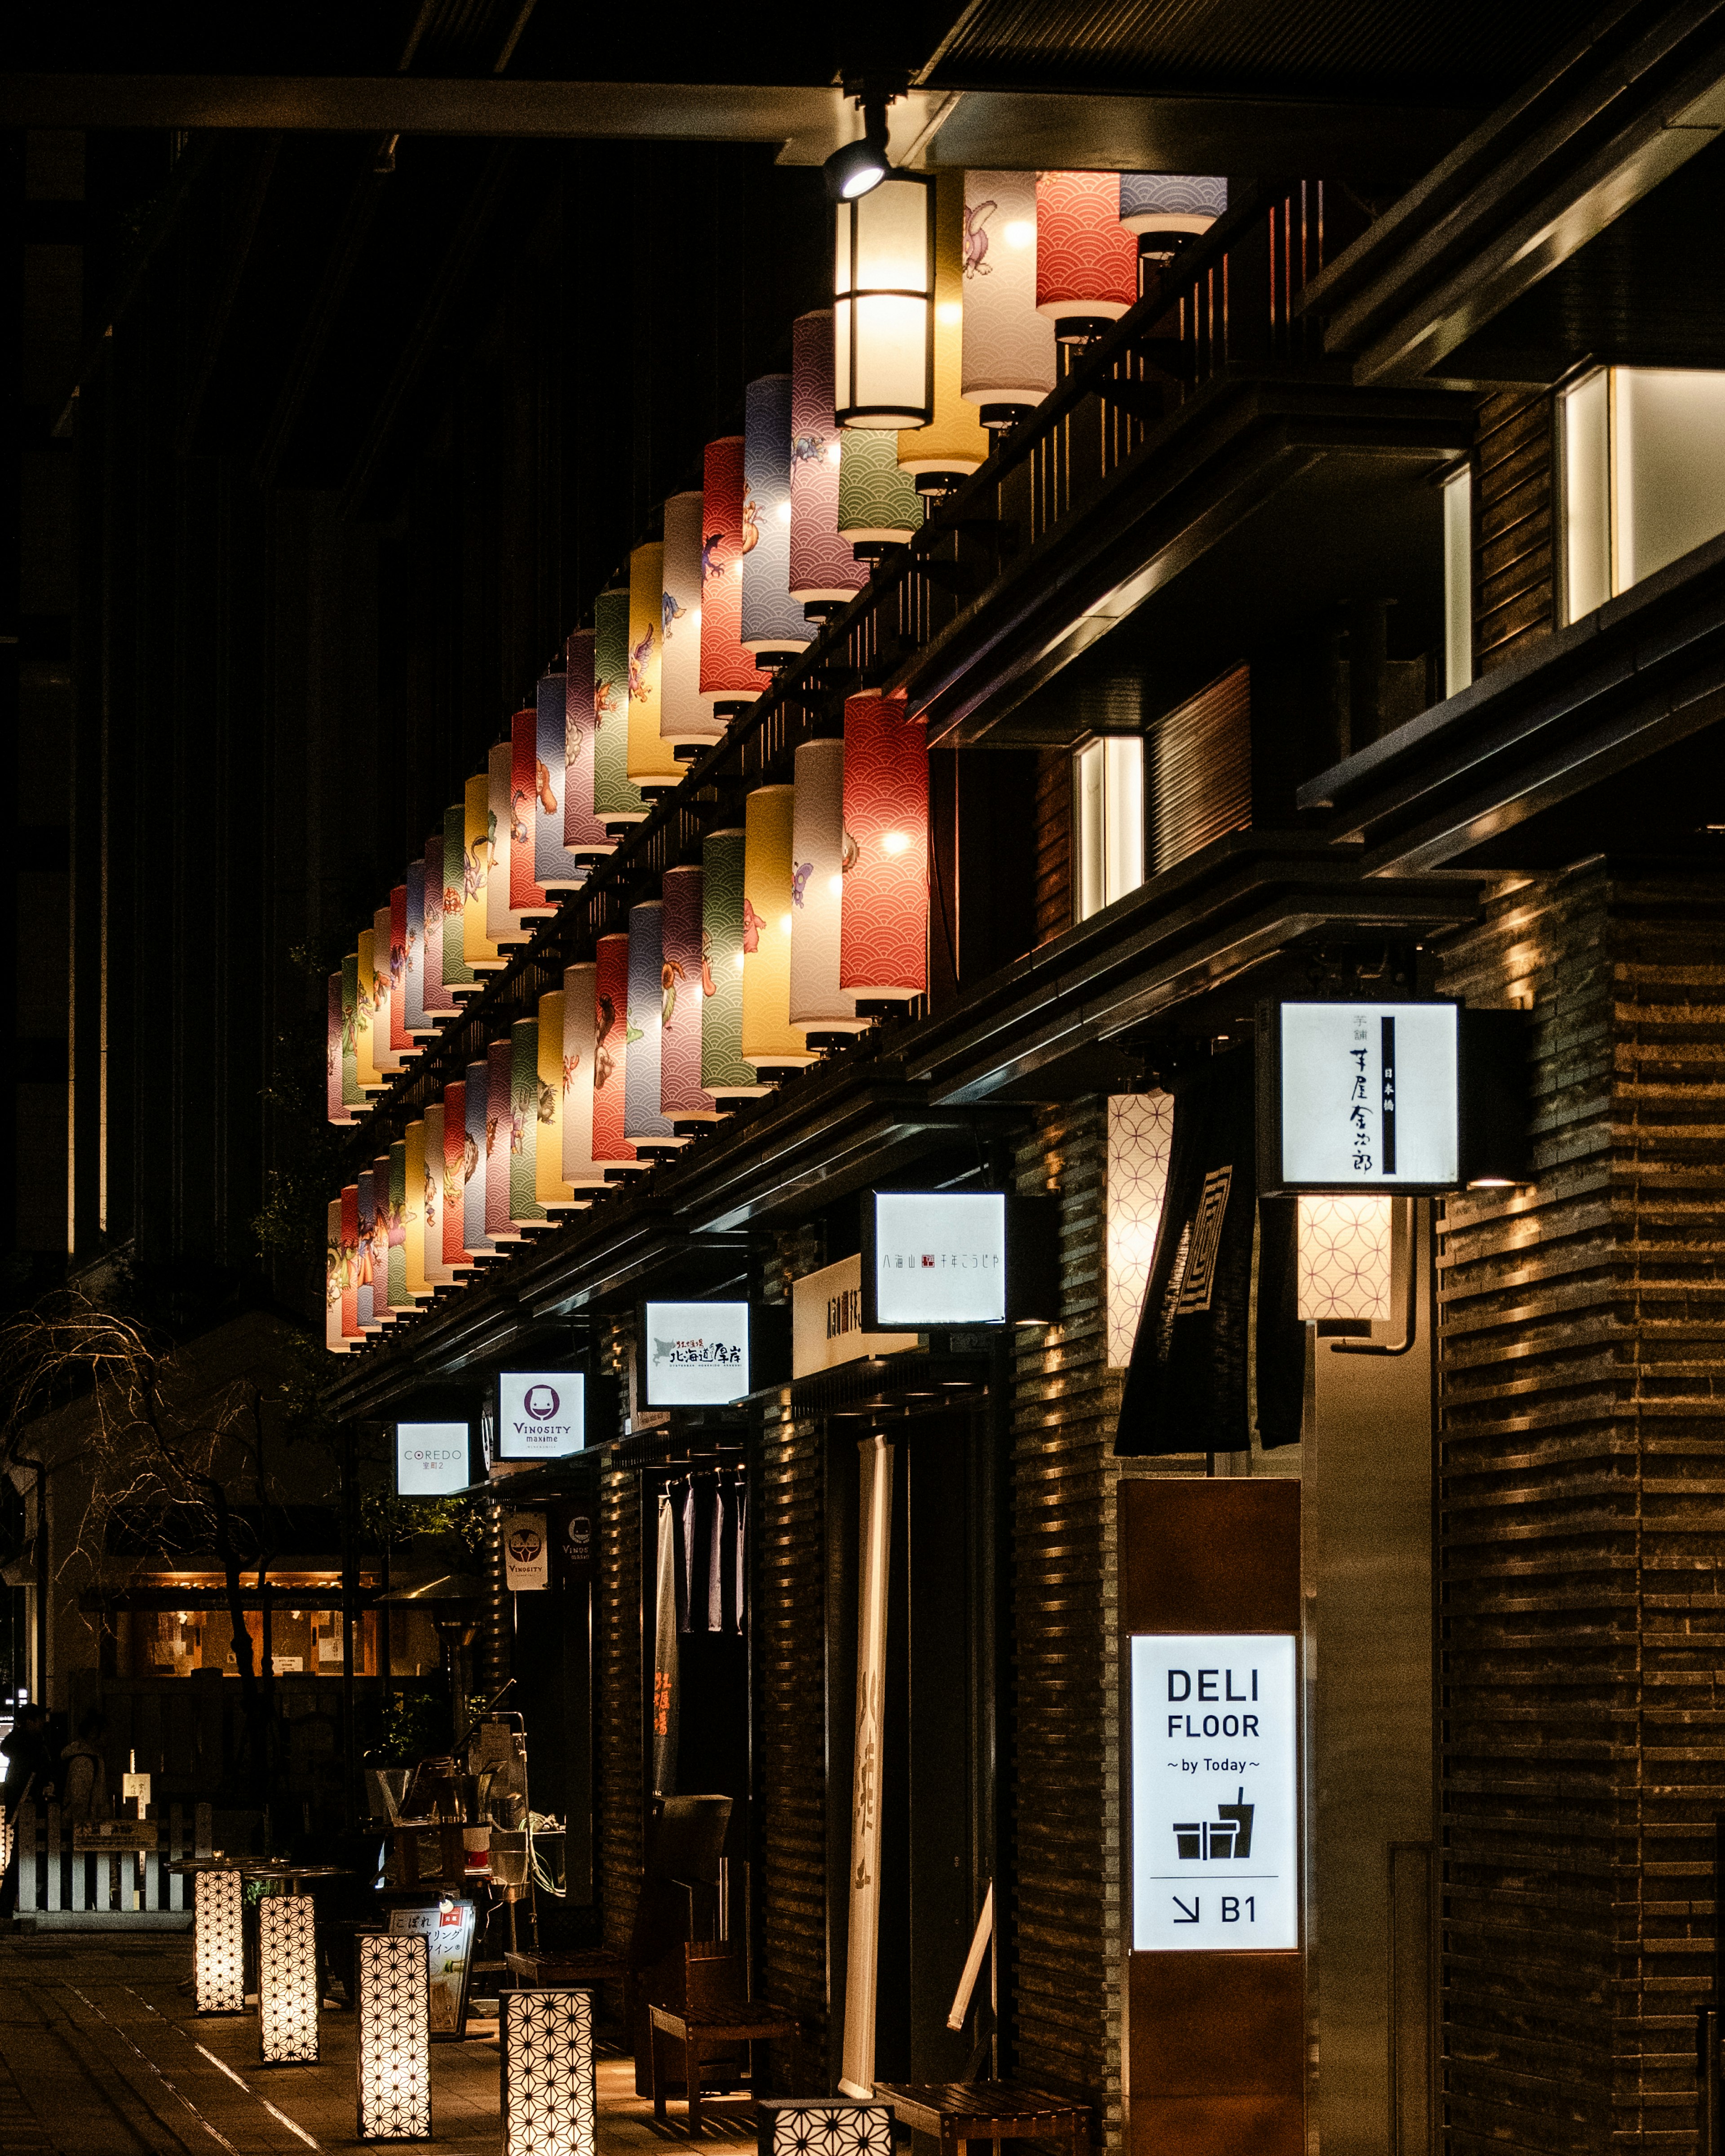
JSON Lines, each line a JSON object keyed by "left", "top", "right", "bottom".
{"left": 340, "top": 1185, "right": 361, "bottom": 1340}
{"left": 698, "top": 436, "right": 759, "bottom": 713}
{"left": 563, "top": 629, "right": 612, "bottom": 857}
{"left": 591, "top": 934, "right": 637, "bottom": 1167}
{"left": 659, "top": 863, "right": 717, "bottom": 1122}
{"left": 1036, "top": 171, "right": 1139, "bottom": 341}
{"left": 840, "top": 690, "right": 929, "bottom": 998}
{"left": 509, "top": 705, "right": 554, "bottom": 918}
{"left": 791, "top": 311, "right": 863, "bottom": 611}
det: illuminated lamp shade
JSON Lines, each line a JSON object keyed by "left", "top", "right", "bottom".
{"left": 838, "top": 427, "right": 924, "bottom": 559}
{"left": 591, "top": 934, "right": 637, "bottom": 1167}
{"left": 355, "top": 1172, "right": 378, "bottom": 1330}
{"left": 700, "top": 828, "right": 768, "bottom": 1099}
{"left": 1297, "top": 1194, "right": 1392, "bottom": 1322}
{"left": 326, "top": 1199, "right": 349, "bottom": 1352}
{"left": 960, "top": 168, "right": 1056, "bottom": 429}
{"left": 563, "top": 629, "right": 613, "bottom": 859}
{"left": 533, "top": 671, "right": 582, "bottom": 894}
{"left": 442, "top": 1082, "right": 477, "bottom": 1270}
{"left": 340, "top": 1185, "right": 361, "bottom": 1339}
{"left": 659, "top": 863, "right": 717, "bottom": 1123}
{"left": 1118, "top": 172, "right": 1227, "bottom": 251}
{"left": 354, "top": 932, "right": 380, "bottom": 1087}
{"left": 403, "top": 1123, "right": 429, "bottom": 1299}
{"left": 840, "top": 691, "right": 929, "bottom": 998}
{"left": 463, "top": 776, "right": 504, "bottom": 972}
{"left": 502, "top": 1988, "right": 595, "bottom": 2156}
{"left": 505, "top": 1019, "right": 548, "bottom": 1228}
{"left": 624, "top": 901, "right": 679, "bottom": 1143}
{"left": 194, "top": 1868, "right": 244, "bottom": 2013}
{"left": 740, "top": 374, "right": 810, "bottom": 667}
{"left": 535, "top": 991, "right": 581, "bottom": 1208}
{"left": 487, "top": 1037, "right": 525, "bottom": 1241}
{"left": 258, "top": 1891, "right": 318, "bottom": 2064}
{"left": 834, "top": 170, "right": 935, "bottom": 427}
{"left": 626, "top": 542, "right": 682, "bottom": 791}
{"left": 385, "top": 1144, "right": 410, "bottom": 1311}
{"left": 328, "top": 973, "right": 353, "bottom": 1123}
{"left": 388, "top": 890, "right": 416, "bottom": 1059}
{"left": 742, "top": 785, "right": 815, "bottom": 1070}
{"left": 897, "top": 168, "right": 989, "bottom": 488}
{"left": 593, "top": 588, "right": 648, "bottom": 830}
{"left": 489, "top": 740, "right": 531, "bottom": 947}
{"left": 1036, "top": 170, "right": 1139, "bottom": 342}
{"left": 789, "top": 311, "right": 862, "bottom": 614}
{"left": 789, "top": 738, "right": 863, "bottom": 1034}
{"left": 1106, "top": 1092, "right": 1174, "bottom": 1366}
{"left": 403, "top": 866, "right": 427, "bottom": 1037}
{"left": 341, "top": 955, "right": 364, "bottom": 1109}
{"left": 421, "top": 1103, "right": 456, "bottom": 1285}
{"left": 422, "top": 835, "right": 456, "bottom": 1014}
{"left": 660, "top": 490, "right": 721, "bottom": 752}
{"left": 510, "top": 706, "right": 556, "bottom": 919}
{"left": 355, "top": 1931, "right": 430, "bottom": 2142}
{"left": 443, "top": 802, "right": 480, "bottom": 992}
{"left": 699, "top": 437, "right": 761, "bottom": 715}
{"left": 372, "top": 909, "right": 403, "bottom": 1074}
{"left": 464, "top": 1061, "right": 496, "bottom": 1259}
{"left": 560, "top": 962, "right": 611, "bottom": 1190}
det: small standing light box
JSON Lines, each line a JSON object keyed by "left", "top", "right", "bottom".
{"left": 356, "top": 1931, "right": 432, "bottom": 2141}
{"left": 123, "top": 1749, "right": 151, "bottom": 1818}
{"left": 259, "top": 1893, "right": 319, "bottom": 2065}
{"left": 502, "top": 1988, "right": 597, "bottom": 2156}
{"left": 194, "top": 1869, "right": 245, "bottom": 2014}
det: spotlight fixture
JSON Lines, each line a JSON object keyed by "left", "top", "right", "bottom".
{"left": 825, "top": 88, "right": 893, "bottom": 203}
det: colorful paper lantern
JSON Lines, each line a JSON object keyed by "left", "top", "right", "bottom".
{"left": 388, "top": 892, "right": 415, "bottom": 1059}
{"left": 421, "top": 1103, "right": 456, "bottom": 1286}
{"left": 591, "top": 934, "right": 637, "bottom": 1166}
{"left": 510, "top": 707, "right": 556, "bottom": 919}
{"left": 328, "top": 973, "right": 352, "bottom": 1123}
{"left": 790, "top": 312, "right": 862, "bottom": 613}
{"left": 372, "top": 909, "right": 404, "bottom": 1074}
{"left": 790, "top": 739, "right": 864, "bottom": 1032}
{"left": 404, "top": 863, "right": 431, "bottom": 1034}
{"left": 420, "top": 837, "right": 451, "bottom": 1016}
{"left": 194, "top": 1869, "right": 244, "bottom": 2013}
{"left": 840, "top": 691, "right": 928, "bottom": 997}
{"left": 659, "top": 864, "right": 717, "bottom": 1123}
{"left": 489, "top": 740, "right": 530, "bottom": 947}
{"left": 560, "top": 962, "right": 611, "bottom": 1190}
{"left": 700, "top": 828, "right": 767, "bottom": 1098}
{"left": 660, "top": 490, "right": 720, "bottom": 751}
{"left": 326, "top": 1199, "right": 349, "bottom": 1352}
{"left": 838, "top": 428, "right": 924, "bottom": 555}
{"left": 463, "top": 776, "right": 504, "bottom": 972}
{"left": 626, "top": 541, "right": 681, "bottom": 790}
{"left": 741, "top": 375, "right": 810, "bottom": 666}
{"left": 835, "top": 171, "right": 935, "bottom": 428}
{"left": 463, "top": 1062, "right": 495, "bottom": 1258}
{"left": 742, "top": 785, "right": 814, "bottom": 1069}
{"left": 487, "top": 1038, "right": 524, "bottom": 1241}
{"left": 355, "top": 1932, "right": 430, "bottom": 2142}
{"left": 340, "top": 1185, "right": 362, "bottom": 1340}
{"left": 442, "top": 1082, "right": 477, "bottom": 1270}
{"left": 624, "top": 901, "right": 679, "bottom": 1143}
{"left": 354, "top": 934, "right": 382, "bottom": 1089}
{"left": 960, "top": 169, "right": 1056, "bottom": 426}
{"left": 354, "top": 1171, "right": 380, "bottom": 1330}
{"left": 698, "top": 437, "right": 760, "bottom": 713}
{"left": 533, "top": 671, "right": 582, "bottom": 892}
{"left": 443, "top": 803, "right": 479, "bottom": 992}
{"left": 1118, "top": 172, "right": 1227, "bottom": 246}
{"left": 404, "top": 1124, "right": 429, "bottom": 1299}
{"left": 259, "top": 1892, "right": 318, "bottom": 2064}
{"left": 341, "top": 954, "right": 365, "bottom": 1108}
{"left": 385, "top": 1144, "right": 410, "bottom": 1311}
{"left": 535, "top": 990, "right": 581, "bottom": 1208}
{"left": 508, "top": 1019, "right": 548, "bottom": 1228}
{"left": 563, "top": 630, "right": 612, "bottom": 857}
{"left": 1036, "top": 171, "right": 1139, "bottom": 340}
{"left": 501, "top": 1988, "right": 595, "bottom": 2156}
{"left": 898, "top": 168, "right": 989, "bottom": 486}
{"left": 593, "top": 589, "right": 647, "bottom": 828}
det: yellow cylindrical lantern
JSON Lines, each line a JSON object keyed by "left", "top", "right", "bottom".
{"left": 487, "top": 739, "right": 528, "bottom": 947}
{"left": 535, "top": 990, "right": 581, "bottom": 1208}
{"left": 898, "top": 168, "right": 989, "bottom": 486}
{"left": 790, "top": 738, "right": 864, "bottom": 1032}
{"left": 353, "top": 937, "right": 382, "bottom": 1090}
{"left": 741, "top": 785, "right": 814, "bottom": 1068}
{"left": 660, "top": 491, "right": 721, "bottom": 751}
{"left": 372, "top": 907, "right": 403, "bottom": 1075}
{"left": 463, "top": 773, "right": 504, "bottom": 970}
{"left": 560, "top": 961, "right": 610, "bottom": 1189}
{"left": 404, "top": 1122, "right": 430, "bottom": 1299}
{"left": 626, "top": 540, "right": 681, "bottom": 788}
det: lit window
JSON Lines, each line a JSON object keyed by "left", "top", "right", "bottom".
{"left": 1559, "top": 366, "right": 1725, "bottom": 623}
{"left": 1074, "top": 735, "right": 1145, "bottom": 922}
{"left": 1442, "top": 465, "right": 1472, "bottom": 696}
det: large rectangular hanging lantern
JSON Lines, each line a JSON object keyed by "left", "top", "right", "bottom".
{"left": 463, "top": 776, "right": 504, "bottom": 973}
{"left": 356, "top": 1931, "right": 432, "bottom": 2142}
{"left": 593, "top": 589, "right": 648, "bottom": 829}
{"left": 489, "top": 740, "right": 530, "bottom": 948}
{"left": 502, "top": 1988, "right": 597, "bottom": 2156}
{"left": 698, "top": 437, "right": 760, "bottom": 714}
{"left": 741, "top": 374, "right": 811, "bottom": 667}
{"left": 660, "top": 490, "right": 722, "bottom": 751}
{"left": 195, "top": 1869, "right": 245, "bottom": 2013}
{"left": 700, "top": 828, "right": 767, "bottom": 1099}
{"left": 534, "top": 671, "right": 584, "bottom": 893}
{"left": 790, "top": 738, "right": 863, "bottom": 1034}
{"left": 960, "top": 169, "right": 1056, "bottom": 427}
{"left": 840, "top": 691, "right": 929, "bottom": 998}
{"left": 535, "top": 990, "right": 581, "bottom": 1209}
{"left": 835, "top": 171, "right": 935, "bottom": 428}
{"left": 624, "top": 902, "right": 679, "bottom": 1143}
{"left": 658, "top": 864, "right": 717, "bottom": 1124}
{"left": 510, "top": 706, "right": 556, "bottom": 920}
{"left": 563, "top": 630, "right": 613, "bottom": 858}
{"left": 742, "top": 785, "right": 815, "bottom": 1069}
{"left": 790, "top": 311, "right": 862, "bottom": 610}
{"left": 898, "top": 168, "right": 988, "bottom": 486}
{"left": 509, "top": 1018, "right": 549, "bottom": 1228}
{"left": 591, "top": 935, "right": 637, "bottom": 1166}
{"left": 626, "top": 542, "right": 682, "bottom": 790}
{"left": 259, "top": 1891, "right": 319, "bottom": 2064}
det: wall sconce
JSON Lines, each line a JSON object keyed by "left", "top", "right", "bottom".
{"left": 835, "top": 172, "right": 935, "bottom": 429}
{"left": 502, "top": 1988, "right": 597, "bottom": 2156}
{"left": 356, "top": 1932, "right": 432, "bottom": 2141}
{"left": 259, "top": 1892, "right": 318, "bottom": 2064}
{"left": 194, "top": 1869, "right": 244, "bottom": 2014}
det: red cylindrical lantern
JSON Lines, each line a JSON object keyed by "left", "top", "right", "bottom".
{"left": 591, "top": 934, "right": 637, "bottom": 1167}
{"left": 840, "top": 690, "right": 929, "bottom": 998}
{"left": 486, "top": 1038, "right": 522, "bottom": 1242}
{"left": 1036, "top": 171, "right": 1139, "bottom": 341}
{"left": 699, "top": 436, "right": 759, "bottom": 713}
{"left": 442, "top": 1080, "right": 472, "bottom": 1270}
{"left": 510, "top": 704, "right": 554, "bottom": 917}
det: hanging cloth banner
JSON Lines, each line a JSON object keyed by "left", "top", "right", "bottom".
{"left": 1115, "top": 1047, "right": 1304, "bottom": 1455}
{"left": 671, "top": 1473, "right": 748, "bottom": 1635}
{"left": 651, "top": 1491, "right": 681, "bottom": 1798}
{"left": 840, "top": 1434, "right": 895, "bottom": 2099}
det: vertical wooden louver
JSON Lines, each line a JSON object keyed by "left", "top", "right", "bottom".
{"left": 598, "top": 1457, "right": 643, "bottom": 1956}
{"left": 1149, "top": 665, "right": 1251, "bottom": 875}
{"left": 1035, "top": 749, "right": 1074, "bottom": 944}
{"left": 1475, "top": 388, "right": 1554, "bottom": 676}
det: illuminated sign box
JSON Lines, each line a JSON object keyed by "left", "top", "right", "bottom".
{"left": 641, "top": 1302, "right": 751, "bottom": 1407}
{"left": 791, "top": 1254, "right": 920, "bottom": 1379}
{"left": 396, "top": 1421, "right": 472, "bottom": 1497}
{"left": 496, "top": 1371, "right": 585, "bottom": 1460}
{"left": 1131, "top": 1632, "right": 1298, "bottom": 1952}
{"left": 860, "top": 1190, "right": 1059, "bottom": 1330}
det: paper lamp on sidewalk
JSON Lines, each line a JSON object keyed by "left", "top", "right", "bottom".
{"left": 502, "top": 1988, "right": 596, "bottom": 2156}
{"left": 259, "top": 1892, "right": 318, "bottom": 2064}
{"left": 194, "top": 1869, "right": 244, "bottom": 2014}
{"left": 356, "top": 1932, "right": 431, "bottom": 2141}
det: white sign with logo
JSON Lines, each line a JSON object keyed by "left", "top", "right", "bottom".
{"left": 497, "top": 1370, "right": 585, "bottom": 1459}
{"left": 396, "top": 1421, "right": 471, "bottom": 1497}
{"left": 1131, "top": 1633, "right": 1298, "bottom": 1952}
{"left": 503, "top": 1511, "right": 550, "bottom": 1590}
{"left": 871, "top": 1191, "right": 1007, "bottom": 1327}
{"left": 642, "top": 1302, "right": 750, "bottom": 1406}
{"left": 1277, "top": 1000, "right": 1459, "bottom": 1189}
{"left": 792, "top": 1255, "right": 920, "bottom": 1378}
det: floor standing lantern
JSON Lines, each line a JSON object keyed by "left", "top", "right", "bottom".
{"left": 194, "top": 1868, "right": 245, "bottom": 2014}
{"left": 502, "top": 1988, "right": 597, "bottom": 2156}
{"left": 960, "top": 168, "right": 1056, "bottom": 431}
{"left": 840, "top": 690, "right": 929, "bottom": 1007}
{"left": 356, "top": 1931, "right": 431, "bottom": 2142}
{"left": 258, "top": 1891, "right": 319, "bottom": 2064}
{"left": 1036, "top": 170, "right": 1140, "bottom": 344}
{"left": 834, "top": 169, "right": 934, "bottom": 428}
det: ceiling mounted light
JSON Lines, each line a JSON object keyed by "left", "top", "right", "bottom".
{"left": 824, "top": 89, "right": 893, "bottom": 203}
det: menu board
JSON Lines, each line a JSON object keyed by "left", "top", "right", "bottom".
{"left": 387, "top": 1899, "right": 477, "bottom": 2037}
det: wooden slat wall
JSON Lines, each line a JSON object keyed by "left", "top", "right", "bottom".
{"left": 1150, "top": 665, "right": 1251, "bottom": 874}
{"left": 1035, "top": 750, "right": 1074, "bottom": 944}
{"left": 752, "top": 1400, "right": 830, "bottom": 2091}
{"left": 598, "top": 1455, "right": 643, "bottom": 1955}
{"left": 1435, "top": 867, "right": 1725, "bottom": 2156}
{"left": 1475, "top": 389, "right": 1555, "bottom": 676}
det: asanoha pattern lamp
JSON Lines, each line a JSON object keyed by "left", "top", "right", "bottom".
{"left": 838, "top": 427, "right": 924, "bottom": 556}
{"left": 501, "top": 1988, "right": 596, "bottom": 2156}
{"left": 1297, "top": 1195, "right": 1392, "bottom": 1322}
{"left": 659, "top": 864, "right": 717, "bottom": 1122}
{"left": 626, "top": 541, "right": 681, "bottom": 789}
{"left": 534, "top": 670, "right": 581, "bottom": 892}
{"left": 592, "top": 935, "right": 637, "bottom": 1166}
{"left": 1036, "top": 170, "right": 1139, "bottom": 340}
{"left": 741, "top": 375, "right": 810, "bottom": 667}
{"left": 960, "top": 169, "right": 1056, "bottom": 427}
{"left": 258, "top": 1892, "right": 318, "bottom": 2064}
{"left": 699, "top": 437, "right": 761, "bottom": 713}
{"left": 790, "top": 312, "right": 862, "bottom": 613}
{"left": 624, "top": 901, "right": 679, "bottom": 1143}
{"left": 840, "top": 691, "right": 928, "bottom": 998}
{"left": 790, "top": 738, "right": 863, "bottom": 1033}
{"left": 487, "top": 1037, "right": 524, "bottom": 1241}
{"left": 701, "top": 829, "right": 767, "bottom": 1098}
{"left": 488, "top": 740, "right": 530, "bottom": 947}
{"left": 660, "top": 490, "right": 721, "bottom": 750}
{"left": 563, "top": 630, "right": 613, "bottom": 857}
{"left": 1106, "top": 1092, "right": 1175, "bottom": 1367}
{"left": 560, "top": 961, "right": 611, "bottom": 1190}
{"left": 355, "top": 1931, "right": 430, "bottom": 2141}
{"left": 897, "top": 168, "right": 989, "bottom": 488}
{"left": 593, "top": 588, "right": 647, "bottom": 828}
{"left": 510, "top": 707, "right": 555, "bottom": 919}
{"left": 463, "top": 775, "right": 504, "bottom": 972}
{"left": 510, "top": 1019, "right": 548, "bottom": 1227}
{"left": 742, "top": 785, "right": 815, "bottom": 1069}
{"left": 194, "top": 1869, "right": 244, "bottom": 2014}
{"left": 835, "top": 171, "right": 935, "bottom": 428}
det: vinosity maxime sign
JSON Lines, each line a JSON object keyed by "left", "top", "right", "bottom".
{"left": 496, "top": 1371, "right": 585, "bottom": 1460}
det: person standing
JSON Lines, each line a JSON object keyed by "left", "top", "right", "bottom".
{"left": 0, "top": 1705, "right": 58, "bottom": 1918}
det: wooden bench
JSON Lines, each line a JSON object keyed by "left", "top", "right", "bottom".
{"left": 649, "top": 1997, "right": 796, "bottom": 2134}
{"left": 504, "top": 1947, "right": 630, "bottom": 2016}
{"left": 871, "top": 2082, "right": 1092, "bottom": 2156}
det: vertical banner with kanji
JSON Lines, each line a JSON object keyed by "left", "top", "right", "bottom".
{"left": 840, "top": 1434, "right": 895, "bottom": 2097}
